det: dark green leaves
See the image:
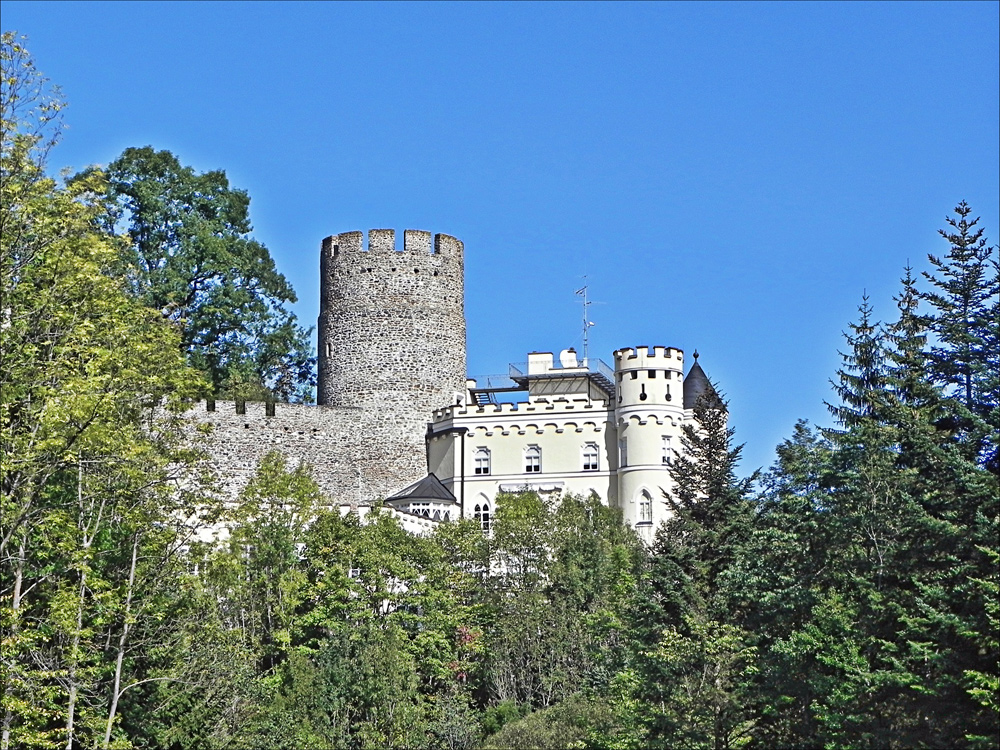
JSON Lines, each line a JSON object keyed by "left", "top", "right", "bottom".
{"left": 94, "top": 146, "right": 316, "bottom": 401}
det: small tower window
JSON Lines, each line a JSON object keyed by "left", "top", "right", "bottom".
{"left": 639, "top": 490, "right": 653, "bottom": 523}
{"left": 525, "top": 445, "right": 542, "bottom": 473}
{"left": 619, "top": 438, "right": 628, "bottom": 468}
{"left": 662, "top": 435, "right": 672, "bottom": 465}
{"left": 582, "top": 443, "right": 599, "bottom": 471}
{"left": 474, "top": 502, "right": 491, "bottom": 531}
{"left": 474, "top": 447, "right": 491, "bottom": 475}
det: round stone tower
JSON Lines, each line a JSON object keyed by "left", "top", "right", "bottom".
{"left": 317, "top": 229, "right": 467, "bottom": 497}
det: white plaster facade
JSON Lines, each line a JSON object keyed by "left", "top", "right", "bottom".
{"left": 427, "top": 345, "right": 695, "bottom": 544}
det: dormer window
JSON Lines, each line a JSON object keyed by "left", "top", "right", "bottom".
{"left": 525, "top": 445, "right": 542, "bottom": 473}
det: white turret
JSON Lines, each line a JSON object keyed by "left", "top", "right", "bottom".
{"left": 613, "top": 346, "right": 686, "bottom": 541}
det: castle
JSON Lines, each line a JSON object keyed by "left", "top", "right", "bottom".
{"left": 188, "top": 229, "right": 713, "bottom": 541}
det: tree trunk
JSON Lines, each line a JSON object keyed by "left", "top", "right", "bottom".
{"left": 65, "top": 568, "right": 87, "bottom": 750}
{"left": 1, "top": 532, "right": 28, "bottom": 750}
{"left": 103, "top": 534, "right": 139, "bottom": 748}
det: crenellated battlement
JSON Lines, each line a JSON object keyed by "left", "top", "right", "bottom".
{"left": 316, "top": 226, "right": 467, "bottom": 461}
{"left": 614, "top": 345, "right": 684, "bottom": 365}
{"left": 321, "top": 229, "right": 464, "bottom": 257}
{"left": 431, "top": 395, "right": 607, "bottom": 421}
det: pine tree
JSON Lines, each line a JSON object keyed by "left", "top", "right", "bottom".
{"left": 922, "top": 201, "right": 999, "bottom": 473}
{"left": 731, "top": 421, "right": 836, "bottom": 747}
{"left": 629, "top": 388, "right": 760, "bottom": 748}
{"left": 762, "top": 276, "right": 1000, "bottom": 748}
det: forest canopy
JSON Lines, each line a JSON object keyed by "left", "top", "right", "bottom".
{"left": 1, "top": 32, "right": 997, "bottom": 750}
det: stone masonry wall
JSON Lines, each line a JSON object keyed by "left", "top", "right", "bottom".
{"left": 184, "top": 399, "right": 427, "bottom": 504}
{"left": 182, "top": 228, "right": 467, "bottom": 507}
{"left": 317, "top": 229, "right": 467, "bottom": 489}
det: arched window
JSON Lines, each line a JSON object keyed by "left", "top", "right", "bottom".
{"left": 525, "top": 445, "right": 542, "bottom": 473}
{"left": 639, "top": 490, "right": 653, "bottom": 523}
{"left": 582, "top": 443, "right": 599, "bottom": 471}
{"left": 474, "top": 502, "right": 491, "bottom": 531}
{"left": 474, "top": 447, "right": 491, "bottom": 475}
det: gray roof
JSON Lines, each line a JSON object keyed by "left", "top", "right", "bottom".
{"left": 683, "top": 352, "right": 714, "bottom": 410}
{"left": 385, "top": 473, "right": 458, "bottom": 505}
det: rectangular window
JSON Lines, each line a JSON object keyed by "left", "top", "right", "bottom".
{"left": 662, "top": 435, "right": 672, "bottom": 465}
{"left": 619, "top": 438, "right": 628, "bottom": 468}
{"left": 474, "top": 448, "right": 491, "bottom": 475}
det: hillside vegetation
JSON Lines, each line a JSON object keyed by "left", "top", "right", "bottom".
{"left": 2, "top": 34, "right": 997, "bottom": 750}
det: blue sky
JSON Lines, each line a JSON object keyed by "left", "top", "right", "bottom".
{"left": 5, "top": 1, "right": 998, "bottom": 475}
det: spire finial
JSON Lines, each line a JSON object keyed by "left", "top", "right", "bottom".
{"left": 693, "top": 350, "right": 699, "bottom": 361}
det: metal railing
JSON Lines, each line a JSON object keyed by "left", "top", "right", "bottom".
{"left": 508, "top": 358, "right": 614, "bottom": 382}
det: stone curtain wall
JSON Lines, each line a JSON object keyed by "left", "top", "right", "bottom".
{"left": 182, "top": 228, "right": 468, "bottom": 506}
{"left": 184, "top": 400, "right": 428, "bottom": 504}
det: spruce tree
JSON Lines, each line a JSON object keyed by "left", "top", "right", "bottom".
{"left": 630, "top": 388, "right": 759, "bottom": 748}
{"left": 922, "top": 201, "right": 999, "bottom": 473}
{"left": 732, "top": 421, "right": 836, "bottom": 747}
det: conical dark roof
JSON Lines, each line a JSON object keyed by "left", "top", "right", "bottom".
{"left": 385, "top": 473, "right": 457, "bottom": 505}
{"left": 683, "top": 351, "right": 714, "bottom": 409}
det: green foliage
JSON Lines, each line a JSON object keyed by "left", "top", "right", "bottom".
{"left": 484, "top": 492, "right": 642, "bottom": 710}
{"left": 628, "top": 390, "right": 759, "bottom": 749}
{"left": 5, "top": 34, "right": 997, "bottom": 750}
{"left": 481, "top": 694, "right": 609, "bottom": 750}
{"left": 2, "top": 32, "right": 212, "bottom": 750}
{"left": 642, "top": 614, "right": 757, "bottom": 750}
{"left": 89, "top": 146, "right": 316, "bottom": 401}
{"left": 741, "top": 225, "right": 999, "bottom": 748}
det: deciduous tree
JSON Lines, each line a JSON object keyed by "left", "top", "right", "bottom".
{"left": 88, "top": 146, "right": 315, "bottom": 401}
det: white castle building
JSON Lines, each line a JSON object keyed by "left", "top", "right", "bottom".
{"left": 190, "top": 229, "right": 717, "bottom": 542}
{"left": 386, "top": 345, "right": 713, "bottom": 544}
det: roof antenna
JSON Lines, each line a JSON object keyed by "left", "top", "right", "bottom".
{"left": 575, "top": 279, "right": 596, "bottom": 365}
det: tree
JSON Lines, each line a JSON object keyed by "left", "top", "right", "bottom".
{"left": 745, "top": 270, "right": 999, "bottom": 749}
{"left": 922, "top": 201, "right": 999, "bottom": 472}
{"left": 731, "top": 421, "right": 836, "bottom": 747}
{"left": 482, "top": 492, "right": 642, "bottom": 712}
{"left": 2, "top": 33, "right": 209, "bottom": 750}
{"left": 629, "top": 389, "right": 760, "bottom": 749}
{"left": 90, "top": 146, "right": 315, "bottom": 401}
